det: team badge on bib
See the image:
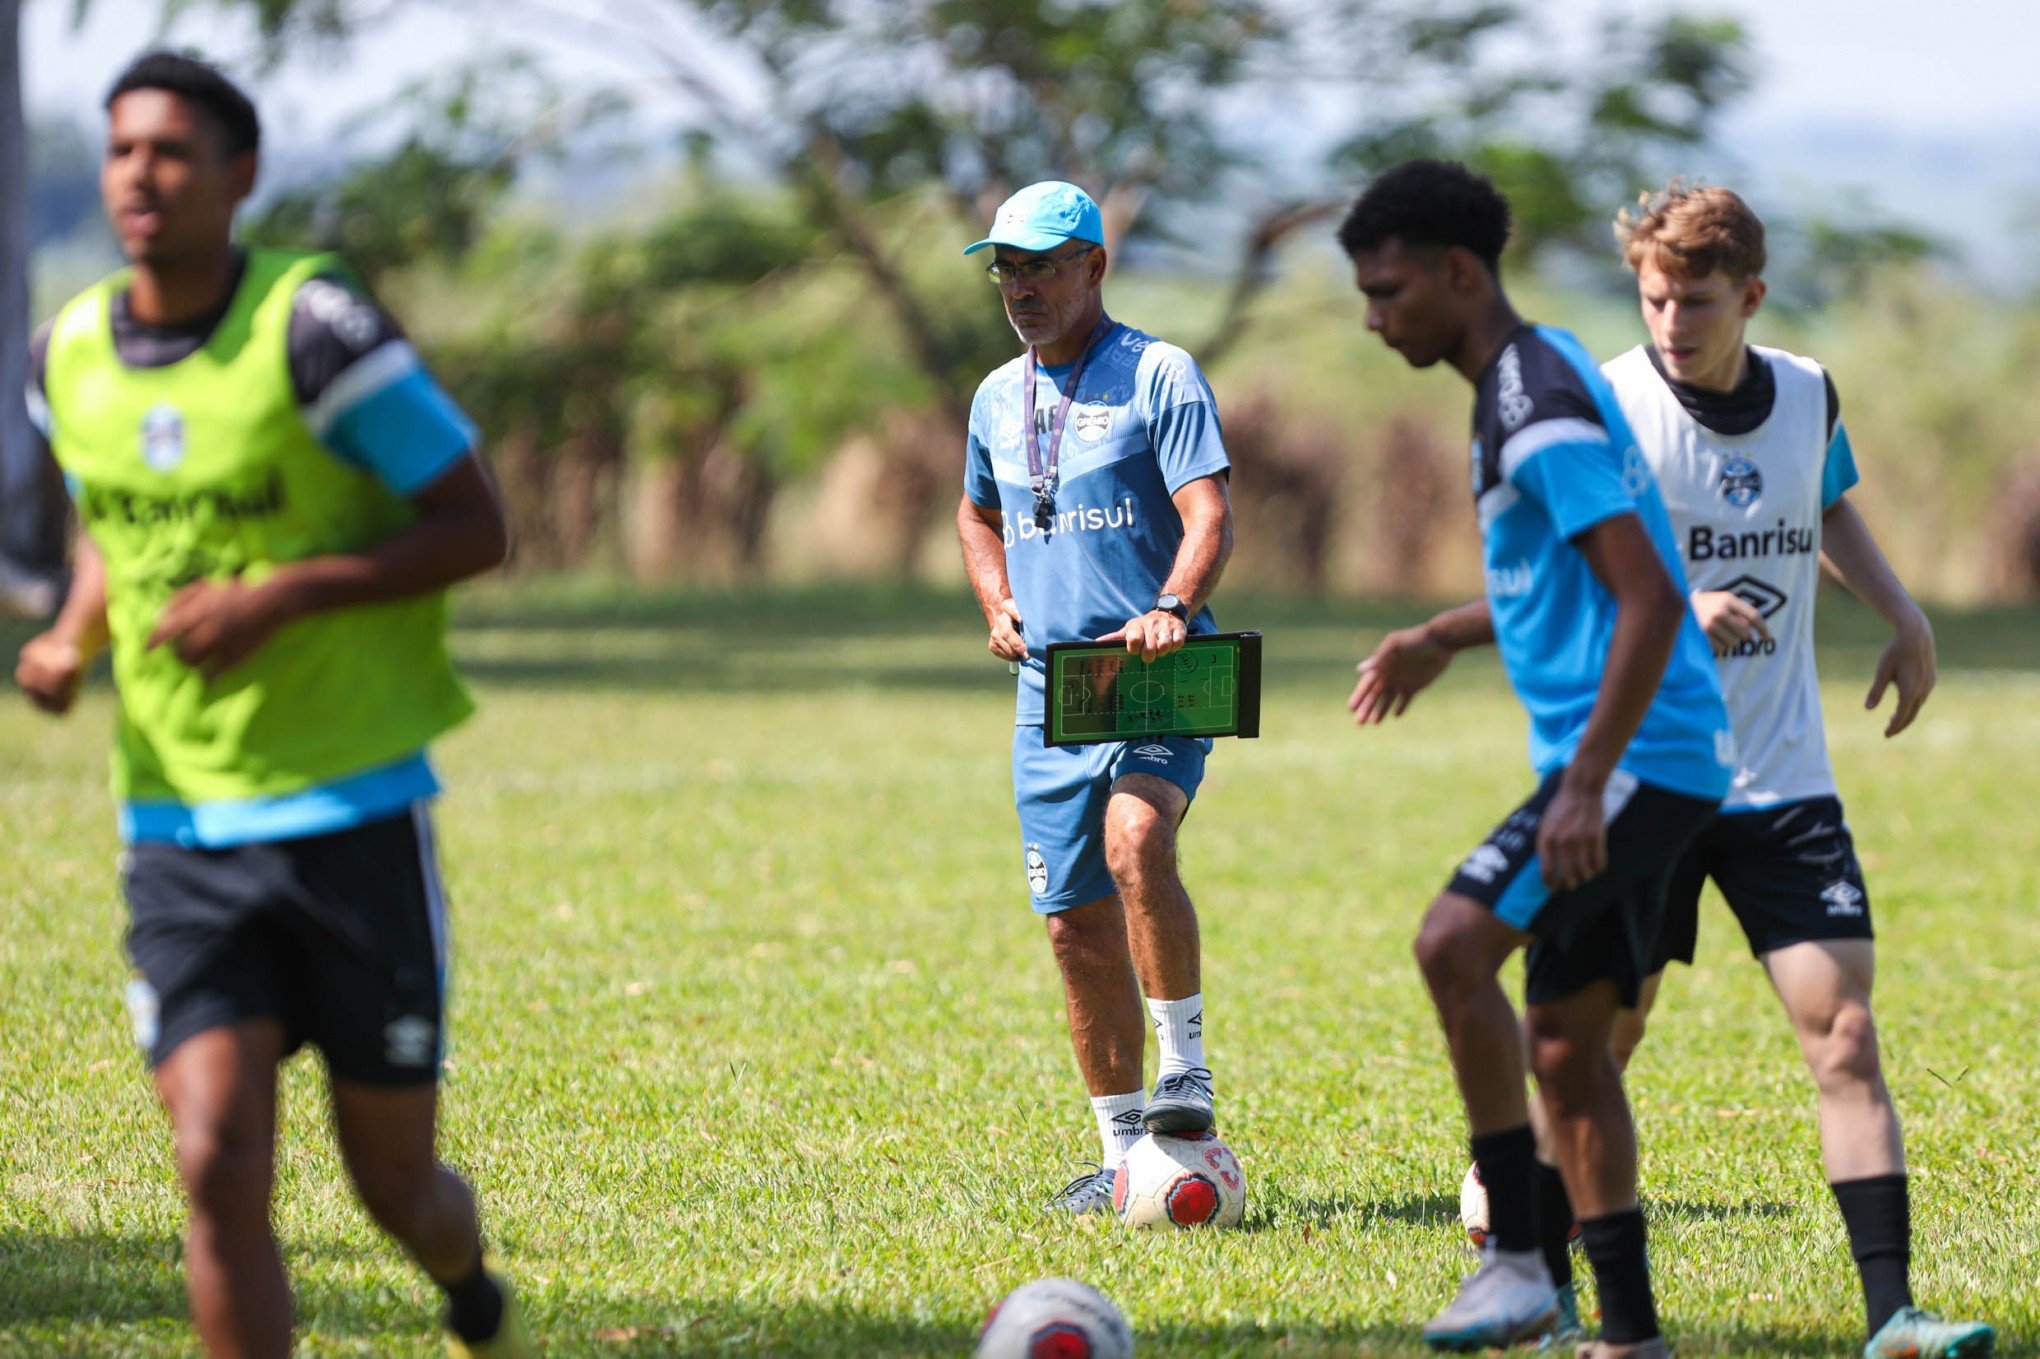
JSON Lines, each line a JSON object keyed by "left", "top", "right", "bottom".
{"left": 1719, "top": 454, "right": 1763, "bottom": 507}
{"left": 1073, "top": 403, "right": 1112, "bottom": 443}
{"left": 141, "top": 404, "right": 185, "bottom": 472}
{"left": 1025, "top": 844, "right": 1049, "bottom": 895}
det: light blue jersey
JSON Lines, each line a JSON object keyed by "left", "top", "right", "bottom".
{"left": 1470, "top": 324, "right": 1732, "bottom": 800}
{"left": 965, "top": 321, "right": 1231, "bottom": 723}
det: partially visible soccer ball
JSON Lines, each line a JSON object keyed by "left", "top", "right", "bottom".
{"left": 975, "top": 1278, "right": 1135, "bottom": 1359}
{"left": 1111, "top": 1131, "right": 1246, "bottom": 1230}
{"left": 1458, "top": 1161, "right": 1580, "bottom": 1249}
{"left": 1459, "top": 1162, "right": 1490, "bottom": 1247}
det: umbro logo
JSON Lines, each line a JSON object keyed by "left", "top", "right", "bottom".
{"left": 1820, "top": 881, "right": 1865, "bottom": 917}
{"left": 1133, "top": 744, "right": 1172, "bottom": 762}
{"left": 1722, "top": 573, "right": 1788, "bottom": 619}
{"left": 1111, "top": 1110, "right": 1145, "bottom": 1129}
{"left": 384, "top": 1015, "right": 437, "bottom": 1067}
{"left": 1459, "top": 844, "right": 1510, "bottom": 885}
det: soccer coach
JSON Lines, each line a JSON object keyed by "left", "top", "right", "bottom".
{"left": 954, "top": 181, "right": 1235, "bottom": 1214}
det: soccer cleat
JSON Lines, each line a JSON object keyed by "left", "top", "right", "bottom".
{"left": 1143, "top": 1066, "right": 1215, "bottom": 1134}
{"left": 1421, "top": 1244, "right": 1559, "bottom": 1352}
{"left": 1050, "top": 1165, "right": 1118, "bottom": 1216}
{"left": 1538, "top": 1284, "right": 1584, "bottom": 1350}
{"left": 445, "top": 1266, "right": 534, "bottom": 1359}
{"left": 1863, "top": 1306, "right": 1996, "bottom": 1359}
{"left": 1573, "top": 1340, "right": 1670, "bottom": 1359}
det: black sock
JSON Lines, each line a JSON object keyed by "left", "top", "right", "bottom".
{"left": 1535, "top": 1161, "right": 1575, "bottom": 1289}
{"left": 1580, "top": 1209, "right": 1659, "bottom": 1345}
{"left": 1832, "top": 1173, "right": 1913, "bottom": 1335}
{"left": 440, "top": 1250, "right": 505, "bottom": 1344}
{"left": 1470, "top": 1124, "right": 1540, "bottom": 1255}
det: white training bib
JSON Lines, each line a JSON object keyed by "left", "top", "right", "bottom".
{"left": 1603, "top": 344, "right": 1837, "bottom": 810}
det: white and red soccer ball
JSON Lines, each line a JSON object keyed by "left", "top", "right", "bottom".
{"left": 1111, "top": 1131, "right": 1246, "bottom": 1230}
{"left": 975, "top": 1278, "right": 1134, "bottom": 1359}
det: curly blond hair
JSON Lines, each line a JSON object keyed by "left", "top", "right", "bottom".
{"left": 1614, "top": 180, "right": 1766, "bottom": 281}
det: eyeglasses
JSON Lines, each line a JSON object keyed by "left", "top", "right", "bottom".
{"left": 985, "top": 245, "right": 1096, "bottom": 286}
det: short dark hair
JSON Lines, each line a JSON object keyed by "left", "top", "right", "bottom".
{"left": 1336, "top": 159, "right": 1511, "bottom": 272}
{"left": 105, "top": 51, "right": 261, "bottom": 158}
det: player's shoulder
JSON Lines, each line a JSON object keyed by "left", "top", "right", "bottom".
{"left": 290, "top": 267, "right": 403, "bottom": 354}
{"left": 1481, "top": 325, "right": 1608, "bottom": 457}
{"left": 1600, "top": 343, "right": 1656, "bottom": 386}
{"left": 1748, "top": 343, "right": 1828, "bottom": 388}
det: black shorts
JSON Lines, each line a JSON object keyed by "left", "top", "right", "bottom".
{"left": 122, "top": 806, "right": 450, "bottom": 1086}
{"left": 1650, "top": 796, "right": 1873, "bottom": 972}
{"left": 1448, "top": 771, "right": 1721, "bottom": 1007}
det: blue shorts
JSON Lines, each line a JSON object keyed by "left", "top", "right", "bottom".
{"left": 1011, "top": 724, "right": 1211, "bottom": 913}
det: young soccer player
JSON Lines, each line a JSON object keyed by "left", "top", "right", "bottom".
{"left": 1341, "top": 160, "right": 1733, "bottom": 1356}
{"left": 15, "top": 52, "right": 530, "bottom": 1358}
{"left": 955, "top": 181, "right": 1234, "bottom": 1212}
{"left": 1598, "top": 181, "right": 1994, "bottom": 1359}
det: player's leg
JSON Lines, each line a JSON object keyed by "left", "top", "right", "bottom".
{"left": 1720, "top": 799, "right": 1993, "bottom": 1356}
{"left": 1016, "top": 727, "right": 1148, "bottom": 1208}
{"left": 295, "top": 808, "right": 531, "bottom": 1352}
{"left": 154, "top": 1022, "right": 294, "bottom": 1359}
{"left": 330, "top": 1082, "right": 527, "bottom": 1354}
{"left": 1103, "top": 761, "right": 1212, "bottom": 1133}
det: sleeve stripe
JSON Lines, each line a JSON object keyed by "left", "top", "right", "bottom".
{"left": 305, "top": 339, "right": 422, "bottom": 437}
{"left": 1498, "top": 417, "right": 1608, "bottom": 479}
{"left": 1477, "top": 480, "right": 1519, "bottom": 531}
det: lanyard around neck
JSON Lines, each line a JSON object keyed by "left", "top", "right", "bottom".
{"left": 1022, "top": 317, "right": 1116, "bottom": 498}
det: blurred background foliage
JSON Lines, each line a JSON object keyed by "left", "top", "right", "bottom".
{"left": 22, "top": 0, "right": 2040, "bottom": 600}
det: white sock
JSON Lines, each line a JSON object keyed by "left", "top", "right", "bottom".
{"left": 1147, "top": 993, "right": 1207, "bottom": 1080}
{"left": 1091, "top": 1090, "right": 1146, "bottom": 1169}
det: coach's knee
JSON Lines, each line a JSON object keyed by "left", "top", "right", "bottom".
{"left": 1103, "top": 797, "right": 1177, "bottom": 896}
{"left": 1801, "top": 999, "right": 1884, "bottom": 1094}
{"left": 1046, "top": 898, "right": 1122, "bottom": 967}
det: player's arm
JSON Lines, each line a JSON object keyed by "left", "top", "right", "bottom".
{"left": 957, "top": 495, "right": 1026, "bottom": 662}
{"left": 1107, "top": 473, "right": 1233, "bottom": 663}
{"left": 149, "top": 459, "right": 509, "bottom": 679}
{"left": 15, "top": 534, "right": 109, "bottom": 716}
{"left": 1539, "top": 513, "right": 1688, "bottom": 890}
{"left": 1348, "top": 599, "right": 1493, "bottom": 725}
{"left": 1822, "top": 495, "right": 1934, "bottom": 736}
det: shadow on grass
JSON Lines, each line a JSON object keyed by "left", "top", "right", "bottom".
{"left": 0, "top": 1234, "right": 1864, "bottom": 1357}
{"left": 8, "top": 586, "right": 2040, "bottom": 703}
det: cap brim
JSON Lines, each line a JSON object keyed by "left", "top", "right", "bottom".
{"left": 962, "top": 227, "right": 1087, "bottom": 256}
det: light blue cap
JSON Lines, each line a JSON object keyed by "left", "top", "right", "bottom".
{"left": 963, "top": 180, "right": 1105, "bottom": 255}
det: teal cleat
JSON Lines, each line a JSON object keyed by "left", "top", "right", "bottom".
{"left": 1864, "top": 1307, "right": 1996, "bottom": 1359}
{"left": 1537, "top": 1283, "right": 1584, "bottom": 1350}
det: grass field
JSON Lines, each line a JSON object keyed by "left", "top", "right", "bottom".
{"left": 2, "top": 584, "right": 2036, "bottom": 1357}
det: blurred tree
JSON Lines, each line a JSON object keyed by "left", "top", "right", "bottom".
{"left": 1335, "top": 12, "right": 1756, "bottom": 262}
{"left": 0, "top": 0, "right": 65, "bottom": 609}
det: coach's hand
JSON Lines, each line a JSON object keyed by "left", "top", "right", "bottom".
{"left": 1349, "top": 627, "right": 1452, "bottom": 725}
{"left": 987, "top": 596, "right": 1028, "bottom": 662}
{"left": 1099, "top": 610, "right": 1187, "bottom": 664}
{"left": 15, "top": 632, "right": 88, "bottom": 715}
{"left": 1867, "top": 612, "right": 1935, "bottom": 737}
{"left": 1692, "top": 589, "right": 1769, "bottom": 655}
{"left": 1539, "top": 771, "right": 1608, "bottom": 892}
{"left": 149, "top": 577, "right": 291, "bottom": 679}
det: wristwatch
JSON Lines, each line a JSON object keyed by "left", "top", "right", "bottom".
{"left": 1153, "top": 592, "right": 1190, "bottom": 623}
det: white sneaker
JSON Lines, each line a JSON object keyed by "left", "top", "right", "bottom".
{"left": 1049, "top": 1166, "right": 1117, "bottom": 1216}
{"left": 1422, "top": 1244, "right": 1559, "bottom": 1351}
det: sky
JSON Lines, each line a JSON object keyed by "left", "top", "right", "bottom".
{"left": 21, "top": 0, "right": 2040, "bottom": 282}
